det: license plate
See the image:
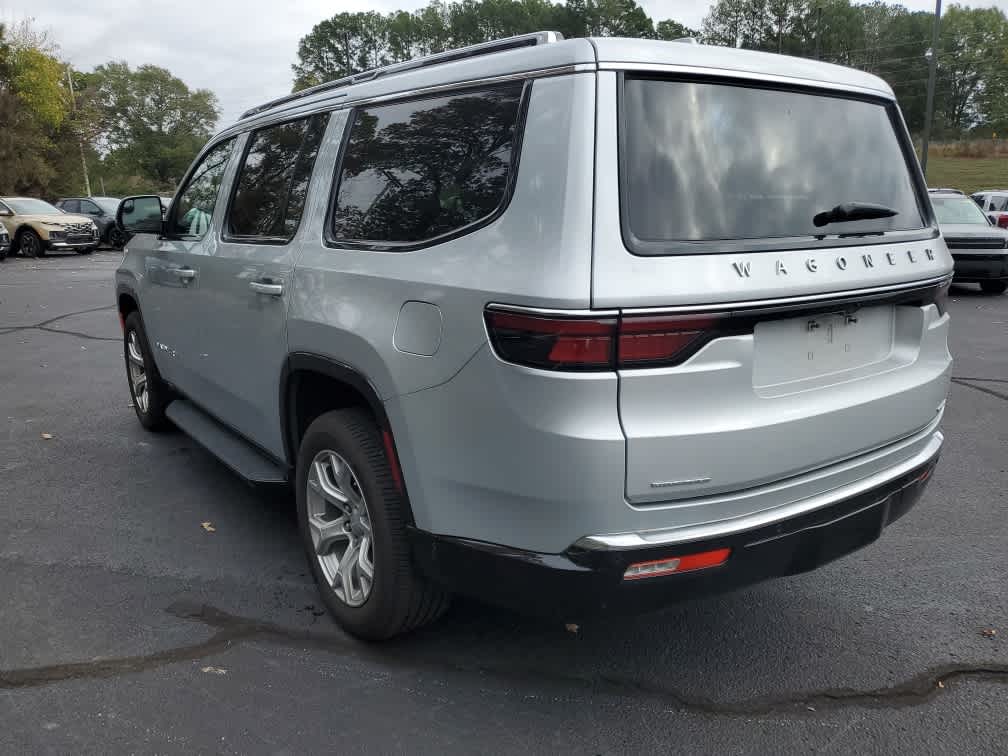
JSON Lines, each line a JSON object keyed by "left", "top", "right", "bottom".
{"left": 752, "top": 305, "right": 894, "bottom": 387}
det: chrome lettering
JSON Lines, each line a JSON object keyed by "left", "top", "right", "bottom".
{"left": 886, "top": 252, "right": 897, "bottom": 265}
{"left": 732, "top": 260, "right": 752, "bottom": 278}
{"left": 926, "top": 248, "right": 935, "bottom": 261}
{"left": 806, "top": 258, "right": 818, "bottom": 272}
{"left": 836, "top": 256, "right": 848, "bottom": 270}
{"left": 906, "top": 249, "right": 916, "bottom": 262}
{"left": 776, "top": 259, "right": 788, "bottom": 275}
{"left": 862, "top": 254, "right": 874, "bottom": 268}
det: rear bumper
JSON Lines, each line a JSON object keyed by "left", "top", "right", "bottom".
{"left": 952, "top": 254, "right": 1008, "bottom": 282}
{"left": 410, "top": 431, "right": 941, "bottom": 618}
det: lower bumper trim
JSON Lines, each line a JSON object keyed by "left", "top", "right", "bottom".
{"left": 409, "top": 446, "right": 940, "bottom": 619}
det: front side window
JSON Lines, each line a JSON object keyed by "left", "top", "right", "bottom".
{"left": 330, "top": 83, "right": 524, "bottom": 248}
{"left": 227, "top": 113, "right": 330, "bottom": 241}
{"left": 932, "top": 196, "right": 991, "bottom": 226}
{"left": 620, "top": 77, "right": 928, "bottom": 254}
{"left": 79, "top": 200, "right": 100, "bottom": 215}
{"left": 169, "top": 138, "right": 235, "bottom": 238}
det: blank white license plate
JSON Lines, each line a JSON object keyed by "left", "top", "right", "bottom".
{"left": 752, "top": 305, "right": 895, "bottom": 386}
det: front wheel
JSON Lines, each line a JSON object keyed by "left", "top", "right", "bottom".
{"left": 123, "top": 312, "right": 172, "bottom": 431}
{"left": 76, "top": 247, "right": 95, "bottom": 255}
{"left": 296, "top": 409, "right": 449, "bottom": 640}
{"left": 108, "top": 227, "right": 128, "bottom": 249}
{"left": 18, "top": 229, "right": 43, "bottom": 258}
{"left": 980, "top": 280, "right": 1007, "bottom": 295}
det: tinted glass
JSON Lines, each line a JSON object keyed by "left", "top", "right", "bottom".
{"left": 61, "top": 200, "right": 80, "bottom": 213}
{"left": 94, "top": 197, "right": 120, "bottom": 213}
{"left": 79, "top": 200, "right": 101, "bottom": 215}
{"left": 169, "top": 138, "right": 235, "bottom": 237}
{"left": 622, "top": 78, "right": 926, "bottom": 252}
{"left": 7, "top": 198, "right": 63, "bottom": 214}
{"left": 228, "top": 113, "right": 329, "bottom": 240}
{"left": 331, "top": 83, "right": 523, "bottom": 245}
{"left": 932, "top": 196, "right": 990, "bottom": 225}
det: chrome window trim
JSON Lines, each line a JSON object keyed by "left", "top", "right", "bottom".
{"left": 486, "top": 273, "right": 952, "bottom": 318}
{"left": 599, "top": 62, "right": 894, "bottom": 100}
{"left": 218, "top": 64, "right": 595, "bottom": 137}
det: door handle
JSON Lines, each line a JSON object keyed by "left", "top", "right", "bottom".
{"left": 249, "top": 280, "right": 284, "bottom": 296}
{"left": 174, "top": 267, "right": 197, "bottom": 281}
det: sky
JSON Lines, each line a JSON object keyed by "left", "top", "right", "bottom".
{"left": 2, "top": 0, "right": 1005, "bottom": 127}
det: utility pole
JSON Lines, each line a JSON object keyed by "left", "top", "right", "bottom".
{"left": 815, "top": 6, "right": 823, "bottom": 60}
{"left": 921, "top": 0, "right": 942, "bottom": 177}
{"left": 65, "top": 66, "right": 92, "bottom": 197}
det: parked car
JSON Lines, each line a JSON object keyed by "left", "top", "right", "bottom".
{"left": 0, "top": 197, "right": 99, "bottom": 257}
{"left": 55, "top": 196, "right": 128, "bottom": 248}
{"left": 0, "top": 219, "right": 9, "bottom": 260}
{"left": 115, "top": 33, "right": 952, "bottom": 640}
{"left": 970, "top": 190, "right": 1008, "bottom": 228}
{"left": 930, "top": 188, "right": 1008, "bottom": 294}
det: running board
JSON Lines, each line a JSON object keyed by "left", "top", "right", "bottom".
{"left": 165, "top": 400, "right": 287, "bottom": 484}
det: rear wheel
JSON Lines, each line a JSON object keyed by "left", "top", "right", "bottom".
{"left": 296, "top": 409, "right": 449, "bottom": 640}
{"left": 18, "top": 229, "right": 43, "bottom": 258}
{"left": 980, "top": 280, "right": 1007, "bottom": 295}
{"left": 123, "top": 312, "right": 172, "bottom": 431}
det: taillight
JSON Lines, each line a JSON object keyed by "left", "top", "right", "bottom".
{"left": 997, "top": 214, "right": 1008, "bottom": 229}
{"left": 484, "top": 310, "right": 725, "bottom": 371}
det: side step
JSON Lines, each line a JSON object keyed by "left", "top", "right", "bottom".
{"left": 165, "top": 399, "right": 287, "bottom": 484}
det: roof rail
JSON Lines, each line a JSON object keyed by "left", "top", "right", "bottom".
{"left": 240, "top": 30, "right": 564, "bottom": 120}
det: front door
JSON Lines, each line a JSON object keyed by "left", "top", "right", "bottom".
{"left": 185, "top": 112, "right": 331, "bottom": 461}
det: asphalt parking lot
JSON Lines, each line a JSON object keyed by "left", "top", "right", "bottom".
{"left": 1, "top": 250, "right": 1005, "bottom": 753}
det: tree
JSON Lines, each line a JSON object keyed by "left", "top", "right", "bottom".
{"left": 656, "top": 19, "right": 698, "bottom": 40}
{"left": 90, "top": 62, "right": 219, "bottom": 189}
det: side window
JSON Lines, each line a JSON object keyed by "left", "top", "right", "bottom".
{"left": 168, "top": 138, "right": 236, "bottom": 238}
{"left": 226, "top": 112, "right": 329, "bottom": 241}
{"left": 997, "top": 197, "right": 1008, "bottom": 211}
{"left": 330, "top": 82, "right": 525, "bottom": 247}
{"left": 80, "top": 200, "right": 100, "bottom": 215}
{"left": 62, "top": 199, "right": 80, "bottom": 213}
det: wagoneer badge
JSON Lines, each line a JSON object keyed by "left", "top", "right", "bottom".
{"left": 732, "top": 249, "right": 935, "bottom": 278}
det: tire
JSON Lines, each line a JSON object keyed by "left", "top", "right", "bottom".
{"left": 108, "top": 228, "right": 128, "bottom": 249}
{"left": 980, "top": 280, "right": 1007, "bottom": 295}
{"left": 296, "top": 408, "right": 449, "bottom": 640}
{"left": 18, "top": 229, "right": 43, "bottom": 258}
{"left": 123, "top": 312, "right": 172, "bottom": 431}
{"left": 77, "top": 247, "right": 94, "bottom": 255}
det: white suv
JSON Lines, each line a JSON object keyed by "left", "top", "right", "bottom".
{"left": 115, "top": 34, "right": 952, "bottom": 639}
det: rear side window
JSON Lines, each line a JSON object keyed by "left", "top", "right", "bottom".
{"left": 329, "top": 83, "right": 524, "bottom": 249}
{"left": 620, "top": 77, "right": 928, "bottom": 255}
{"left": 227, "top": 113, "right": 330, "bottom": 241}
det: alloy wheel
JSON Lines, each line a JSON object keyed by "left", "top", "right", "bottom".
{"left": 306, "top": 450, "right": 375, "bottom": 607}
{"left": 126, "top": 330, "right": 149, "bottom": 413}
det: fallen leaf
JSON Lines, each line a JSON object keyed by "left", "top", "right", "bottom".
{"left": 981, "top": 628, "right": 997, "bottom": 638}
{"left": 40, "top": 433, "right": 53, "bottom": 440}
{"left": 806, "top": 706, "right": 816, "bottom": 712}
{"left": 201, "top": 522, "right": 216, "bottom": 533}
{"left": 937, "top": 681, "right": 945, "bottom": 689}
{"left": 200, "top": 666, "right": 227, "bottom": 675}
{"left": 80, "top": 346, "right": 87, "bottom": 350}
{"left": 565, "top": 623, "right": 579, "bottom": 634}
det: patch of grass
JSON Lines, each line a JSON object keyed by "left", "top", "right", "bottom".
{"left": 923, "top": 156, "right": 1008, "bottom": 195}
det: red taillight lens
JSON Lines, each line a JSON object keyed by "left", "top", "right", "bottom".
{"left": 618, "top": 315, "right": 722, "bottom": 367}
{"left": 623, "top": 548, "right": 731, "bottom": 580}
{"left": 485, "top": 310, "right": 724, "bottom": 371}
{"left": 484, "top": 311, "right": 617, "bottom": 370}
{"left": 997, "top": 214, "right": 1008, "bottom": 229}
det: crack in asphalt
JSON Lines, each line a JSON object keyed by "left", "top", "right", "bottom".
{"left": 0, "top": 305, "right": 119, "bottom": 342}
{"left": 952, "top": 378, "right": 1008, "bottom": 403}
{"left": 0, "top": 602, "right": 1005, "bottom": 716}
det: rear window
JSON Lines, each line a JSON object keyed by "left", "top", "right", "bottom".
{"left": 620, "top": 77, "right": 928, "bottom": 255}
{"left": 932, "top": 196, "right": 990, "bottom": 226}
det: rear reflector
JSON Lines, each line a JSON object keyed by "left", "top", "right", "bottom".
{"left": 998, "top": 214, "right": 1008, "bottom": 229}
{"left": 623, "top": 548, "right": 731, "bottom": 580}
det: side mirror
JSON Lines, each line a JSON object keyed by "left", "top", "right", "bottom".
{"left": 117, "top": 196, "right": 164, "bottom": 235}
{"left": 0, "top": 209, "right": 12, "bottom": 217}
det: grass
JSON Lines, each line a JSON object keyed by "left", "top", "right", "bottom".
{"left": 923, "top": 156, "right": 1008, "bottom": 195}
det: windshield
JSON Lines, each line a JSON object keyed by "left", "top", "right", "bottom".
{"left": 932, "top": 195, "right": 991, "bottom": 226}
{"left": 621, "top": 78, "right": 927, "bottom": 254}
{"left": 6, "top": 198, "right": 62, "bottom": 215}
{"left": 94, "top": 197, "right": 120, "bottom": 214}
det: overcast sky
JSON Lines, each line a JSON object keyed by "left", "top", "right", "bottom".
{"left": 2, "top": 0, "right": 1004, "bottom": 127}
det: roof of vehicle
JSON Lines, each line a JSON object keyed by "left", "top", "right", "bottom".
{"left": 928, "top": 188, "right": 965, "bottom": 195}
{"left": 974, "top": 189, "right": 1008, "bottom": 194}
{"left": 227, "top": 33, "right": 894, "bottom": 136}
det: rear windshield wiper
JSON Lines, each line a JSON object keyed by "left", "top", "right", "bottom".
{"left": 813, "top": 202, "right": 899, "bottom": 227}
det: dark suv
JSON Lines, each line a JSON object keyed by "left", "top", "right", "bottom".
{"left": 56, "top": 197, "right": 127, "bottom": 248}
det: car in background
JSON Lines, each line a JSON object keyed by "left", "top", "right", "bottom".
{"left": 55, "top": 196, "right": 128, "bottom": 248}
{"left": 970, "top": 190, "right": 1008, "bottom": 229}
{"left": 0, "top": 220, "right": 9, "bottom": 260}
{"left": 0, "top": 197, "right": 99, "bottom": 257}
{"left": 931, "top": 188, "right": 1008, "bottom": 294}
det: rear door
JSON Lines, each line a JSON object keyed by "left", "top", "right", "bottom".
{"left": 592, "top": 71, "right": 953, "bottom": 503}
{"left": 186, "top": 112, "right": 330, "bottom": 460}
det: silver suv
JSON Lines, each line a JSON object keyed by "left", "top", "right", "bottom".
{"left": 116, "top": 33, "right": 952, "bottom": 639}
